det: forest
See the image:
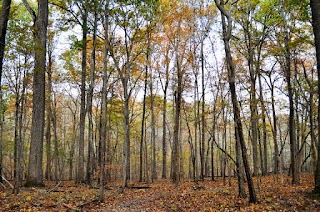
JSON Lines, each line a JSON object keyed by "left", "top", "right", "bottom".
{"left": 1, "top": 0, "right": 320, "bottom": 210}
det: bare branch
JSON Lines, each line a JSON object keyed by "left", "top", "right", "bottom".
{"left": 22, "top": 0, "right": 36, "bottom": 22}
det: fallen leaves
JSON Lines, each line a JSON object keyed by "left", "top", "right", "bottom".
{"left": 0, "top": 174, "right": 319, "bottom": 211}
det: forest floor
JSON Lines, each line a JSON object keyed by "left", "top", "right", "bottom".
{"left": 0, "top": 173, "right": 319, "bottom": 211}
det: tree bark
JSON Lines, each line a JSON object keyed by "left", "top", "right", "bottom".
{"left": 13, "top": 65, "right": 24, "bottom": 194}
{"left": 139, "top": 52, "right": 148, "bottom": 182}
{"left": 24, "top": 0, "right": 48, "bottom": 187}
{"left": 99, "top": 1, "right": 110, "bottom": 202}
{"left": 45, "top": 35, "right": 54, "bottom": 181}
{"left": 86, "top": 4, "right": 97, "bottom": 186}
{"left": 150, "top": 57, "right": 157, "bottom": 182}
{"left": 258, "top": 72, "right": 268, "bottom": 175}
{"left": 161, "top": 56, "right": 169, "bottom": 179}
{"left": 77, "top": 0, "right": 88, "bottom": 184}
{"left": 235, "top": 127, "right": 247, "bottom": 198}
{"left": 201, "top": 38, "right": 206, "bottom": 180}
{"left": 52, "top": 96, "right": 59, "bottom": 181}
{"left": 122, "top": 76, "right": 131, "bottom": 187}
{"left": 172, "top": 59, "right": 182, "bottom": 185}
{"left": 0, "top": 0, "right": 11, "bottom": 84}
{"left": 282, "top": 9, "right": 299, "bottom": 184}
{"left": 0, "top": 0, "right": 11, "bottom": 183}
{"left": 310, "top": 0, "right": 320, "bottom": 193}
{"left": 248, "top": 42, "right": 259, "bottom": 177}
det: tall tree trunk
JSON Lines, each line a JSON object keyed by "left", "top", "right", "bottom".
{"left": 0, "top": 0, "right": 11, "bottom": 90}
{"left": 52, "top": 96, "right": 59, "bottom": 182}
{"left": 23, "top": 0, "right": 48, "bottom": 187}
{"left": 150, "top": 66, "right": 157, "bottom": 182}
{"left": 45, "top": 38, "right": 54, "bottom": 181}
{"left": 144, "top": 120, "right": 148, "bottom": 182}
{"left": 201, "top": 38, "right": 206, "bottom": 180}
{"left": 0, "top": 0, "right": 11, "bottom": 183}
{"left": 14, "top": 66, "right": 27, "bottom": 192}
{"left": 20, "top": 62, "right": 27, "bottom": 182}
{"left": 193, "top": 64, "right": 199, "bottom": 182}
{"left": 258, "top": 72, "right": 268, "bottom": 175}
{"left": 69, "top": 110, "right": 77, "bottom": 180}
{"left": 303, "top": 64, "right": 317, "bottom": 173}
{"left": 13, "top": 84, "right": 22, "bottom": 194}
{"left": 282, "top": 9, "right": 299, "bottom": 184}
{"left": 268, "top": 72, "right": 280, "bottom": 174}
{"left": 310, "top": 0, "right": 320, "bottom": 194}
{"left": 122, "top": 84, "right": 130, "bottom": 187}
{"left": 77, "top": 0, "right": 88, "bottom": 184}
{"left": 240, "top": 10, "right": 259, "bottom": 176}
{"left": 140, "top": 28, "right": 152, "bottom": 182}
{"left": 215, "top": 0, "right": 257, "bottom": 203}
{"left": 222, "top": 103, "right": 227, "bottom": 184}
{"left": 235, "top": 127, "right": 247, "bottom": 198}
{"left": 161, "top": 56, "right": 169, "bottom": 179}
{"left": 211, "top": 122, "right": 215, "bottom": 181}
{"left": 45, "top": 97, "right": 52, "bottom": 181}
{"left": 139, "top": 54, "right": 148, "bottom": 182}
{"left": 249, "top": 62, "right": 259, "bottom": 177}
{"left": 99, "top": 1, "right": 110, "bottom": 201}
{"left": 162, "top": 90, "right": 168, "bottom": 179}
{"left": 86, "top": 5, "right": 97, "bottom": 186}
{"left": 172, "top": 58, "right": 182, "bottom": 185}
{"left": 210, "top": 89, "right": 220, "bottom": 181}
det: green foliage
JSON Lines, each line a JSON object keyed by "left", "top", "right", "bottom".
{"left": 69, "top": 35, "right": 83, "bottom": 51}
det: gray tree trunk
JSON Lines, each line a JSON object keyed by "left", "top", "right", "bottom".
{"left": 23, "top": 0, "right": 48, "bottom": 187}
{"left": 99, "top": 1, "right": 110, "bottom": 201}
{"left": 282, "top": 9, "right": 299, "bottom": 184}
{"left": 310, "top": 0, "right": 320, "bottom": 193}
{"left": 45, "top": 35, "right": 54, "bottom": 181}
{"left": 150, "top": 62, "right": 157, "bottom": 182}
{"left": 200, "top": 38, "right": 206, "bottom": 180}
{"left": 0, "top": 0, "right": 11, "bottom": 183}
{"left": 86, "top": 5, "right": 97, "bottom": 186}
{"left": 161, "top": 55, "right": 169, "bottom": 179}
{"left": 77, "top": 1, "right": 88, "bottom": 184}
{"left": 52, "top": 96, "right": 59, "bottom": 182}
{"left": 139, "top": 61, "right": 147, "bottom": 182}
{"left": 172, "top": 57, "right": 182, "bottom": 185}
{"left": 258, "top": 73, "right": 268, "bottom": 175}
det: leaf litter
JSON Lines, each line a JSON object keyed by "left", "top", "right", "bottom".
{"left": 0, "top": 173, "right": 319, "bottom": 211}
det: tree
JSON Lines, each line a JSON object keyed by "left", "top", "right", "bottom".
{"left": 280, "top": 1, "right": 299, "bottom": 184}
{"left": 235, "top": 1, "right": 260, "bottom": 176}
{"left": 264, "top": 65, "right": 281, "bottom": 174}
{"left": 139, "top": 29, "right": 149, "bottom": 182}
{"left": 0, "top": 0, "right": 12, "bottom": 184}
{"left": 78, "top": 0, "right": 88, "bottom": 184}
{"left": 99, "top": 0, "right": 110, "bottom": 201}
{"left": 214, "top": 0, "right": 257, "bottom": 203}
{"left": 108, "top": 0, "right": 158, "bottom": 187}
{"left": 157, "top": 41, "right": 171, "bottom": 180}
{"left": 310, "top": 0, "right": 320, "bottom": 194}
{"left": 22, "top": 0, "right": 48, "bottom": 187}
{"left": 86, "top": 0, "right": 98, "bottom": 187}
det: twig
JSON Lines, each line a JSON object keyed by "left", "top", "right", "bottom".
{"left": 1, "top": 176, "right": 13, "bottom": 188}
{"left": 47, "top": 181, "right": 62, "bottom": 193}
